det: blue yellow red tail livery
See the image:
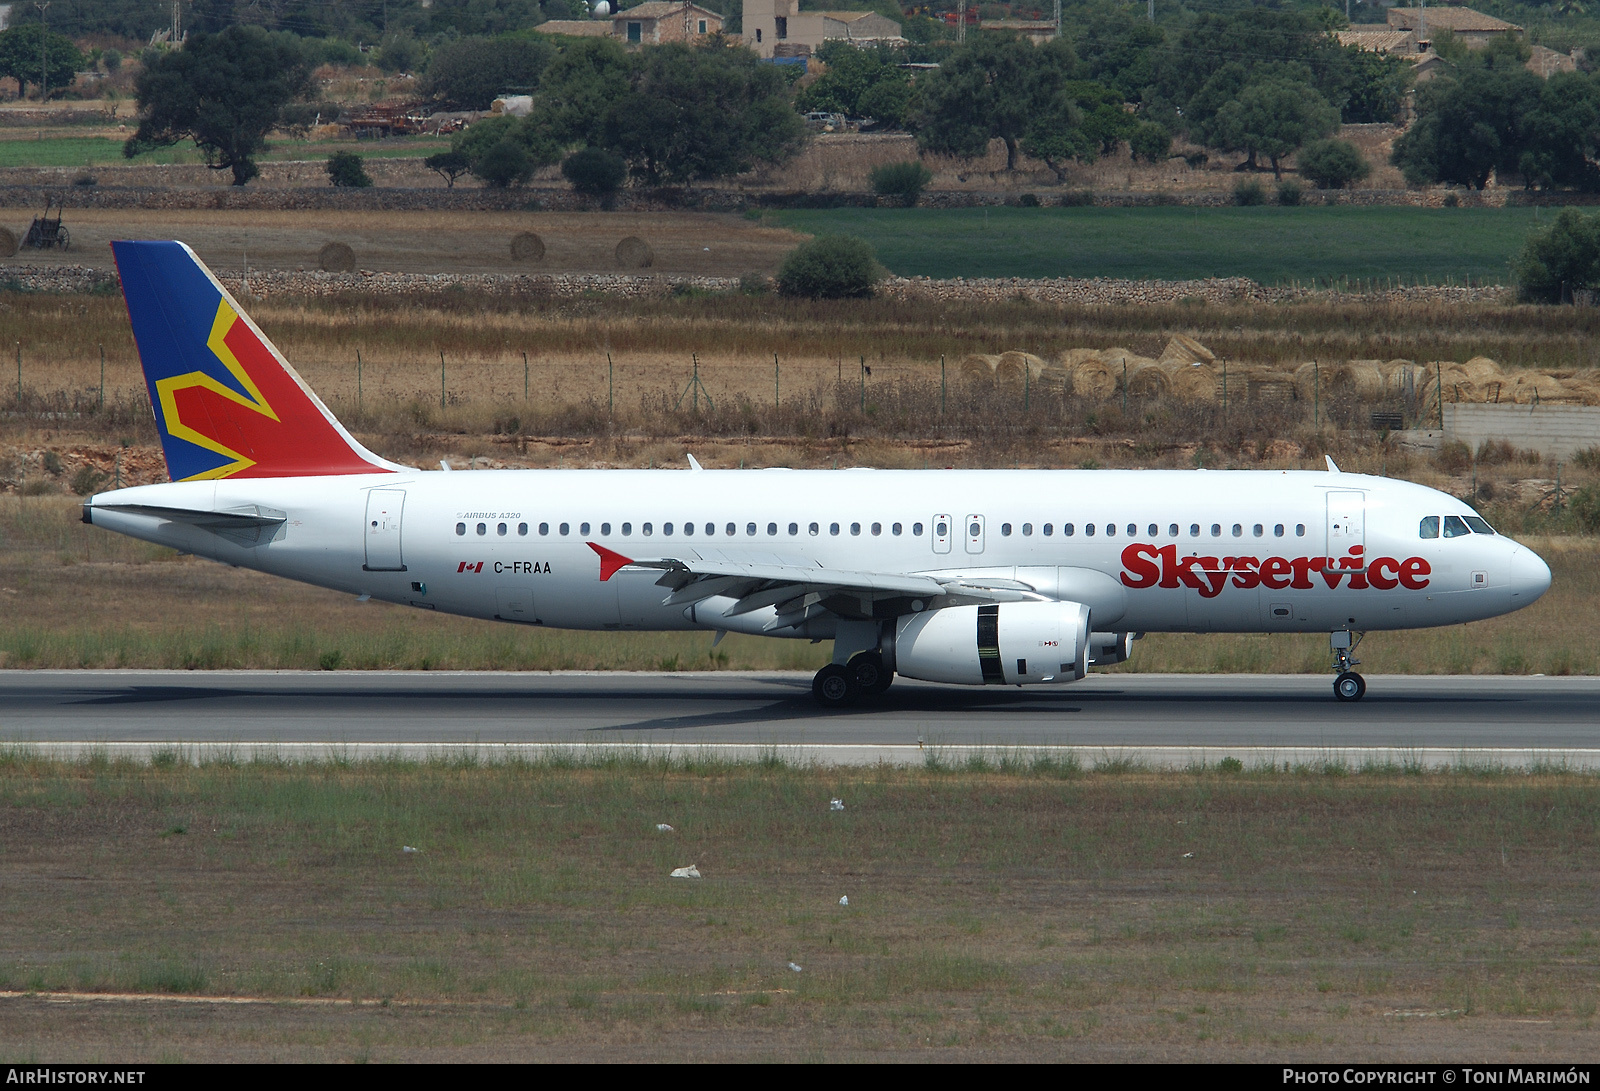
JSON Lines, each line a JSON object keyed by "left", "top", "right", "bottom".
{"left": 113, "top": 240, "right": 398, "bottom": 481}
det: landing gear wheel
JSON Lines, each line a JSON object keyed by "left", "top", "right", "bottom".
{"left": 813, "top": 663, "right": 858, "bottom": 708}
{"left": 849, "top": 652, "right": 894, "bottom": 696}
{"left": 1333, "top": 671, "right": 1366, "bottom": 702}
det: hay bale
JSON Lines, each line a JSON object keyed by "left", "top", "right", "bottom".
{"left": 995, "top": 350, "right": 1048, "bottom": 388}
{"left": 1510, "top": 372, "right": 1567, "bottom": 404}
{"left": 1418, "top": 363, "right": 1472, "bottom": 404}
{"left": 1124, "top": 359, "right": 1170, "bottom": 396}
{"left": 615, "top": 236, "right": 654, "bottom": 268}
{"left": 0, "top": 227, "right": 16, "bottom": 258}
{"left": 1461, "top": 356, "right": 1502, "bottom": 384}
{"left": 1068, "top": 356, "right": 1115, "bottom": 399}
{"left": 510, "top": 231, "right": 545, "bottom": 262}
{"left": 318, "top": 242, "right": 355, "bottom": 273}
{"left": 1331, "top": 361, "right": 1386, "bottom": 399}
{"left": 1157, "top": 334, "right": 1216, "bottom": 366}
{"left": 959, "top": 353, "right": 999, "bottom": 385}
{"left": 1061, "top": 347, "right": 1102, "bottom": 368}
{"left": 1292, "top": 361, "right": 1327, "bottom": 402}
{"left": 1168, "top": 360, "right": 1218, "bottom": 402}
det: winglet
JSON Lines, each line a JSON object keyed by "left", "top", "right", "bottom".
{"left": 587, "top": 542, "right": 634, "bottom": 581}
{"left": 687, "top": 453, "right": 703, "bottom": 472}
{"left": 1325, "top": 455, "right": 1341, "bottom": 473}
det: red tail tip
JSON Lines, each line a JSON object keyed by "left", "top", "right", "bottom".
{"left": 587, "top": 542, "right": 633, "bottom": 581}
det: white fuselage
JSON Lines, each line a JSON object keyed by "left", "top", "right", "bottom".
{"left": 86, "top": 468, "right": 1552, "bottom": 643}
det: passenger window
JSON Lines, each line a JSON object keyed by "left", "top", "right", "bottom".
{"left": 622, "top": 522, "right": 632, "bottom": 536}
{"left": 538, "top": 522, "right": 549, "bottom": 536}
{"left": 642, "top": 523, "right": 653, "bottom": 536}
{"left": 1273, "top": 524, "right": 1284, "bottom": 537}
{"left": 476, "top": 522, "right": 487, "bottom": 536}
{"left": 788, "top": 522, "right": 798, "bottom": 536}
{"left": 726, "top": 523, "right": 736, "bottom": 536}
{"left": 1419, "top": 516, "right": 1439, "bottom": 539}
{"left": 892, "top": 523, "right": 902, "bottom": 536}
{"left": 1063, "top": 523, "right": 1074, "bottom": 536}
{"left": 871, "top": 522, "right": 882, "bottom": 536}
{"left": 1295, "top": 524, "right": 1306, "bottom": 537}
{"left": 1168, "top": 524, "right": 1178, "bottom": 537}
{"left": 850, "top": 522, "right": 861, "bottom": 536}
{"left": 705, "top": 523, "right": 715, "bottom": 535}
{"left": 830, "top": 523, "right": 840, "bottom": 535}
{"left": 810, "top": 522, "right": 820, "bottom": 536}
{"left": 1443, "top": 515, "right": 1471, "bottom": 538}
{"left": 581, "top": 522, "right": 592, "bottom": 535}
{"left": 600, "top": 522, "right": 611, "bottom": 535}
{"left": 559, "top": 523, "right": 569, "bottom": 536}
{"left": 1106, "top": 524, "right": 1116, "bottom": 537}
{"left": 456, "top": 522, "right": 465, "bottom": 536}
{"left": 1022, "top": 523, "right": 1033, "bottom": 536}
{"left": 1043, "top": 523, "right": 1053, "bottom": 536}
{"left": 663, "top": 522, "right": 673, "bottom": 536}
{"left": 1253, "top": 524, "right": 1263, "bottom": 537}
{"left": 1232, "top": 524, "right": 1242, "bottom": 537}
{"left": 747, "top": 522, "right": 757, "bottom": 536}
{"left": 1147, "top": 524, "right": 1157, "bottom": 536}
{"left": 1085, "top": 524, "right": 1095, "bottom": 537}
{"left": 1001, "top": 523, "right": 1013, "bottom": 536}
{"left": 1463, "top": 516, "right": 1495, "bottom": 535}
{"left": 522, "top": 523, "right": 531, "bottom": 536}
{"left": 1211, "top": 524, "right": 1221, "bottom": 537}
{"left": 1189, "top": 524, "right": 1200, "bottom": 537}
{"left": 498, "top": 522, "right": 507, "bottom": 536}
{"left": 768, "top": 522, "right": 778, "bottom": 536}
{"left": 915, "top": 522, "right": 926, "bottom": 536}
{"left": 682, "top": 522, "right": 693, "bottom": 536}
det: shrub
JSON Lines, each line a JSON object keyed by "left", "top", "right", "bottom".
{"left": 1296, "top": 139, "right": 1371, "bottom": 189}
{"left": 739, "top": 271, "right": 772, "bottom": 296}
{"left": 423, "top": 149, "right": 472, "bottom": 189}
{"left": 1443, "top": 192, "right": 1460, "bottom": 208}
{"left": 326, "top": 151, "right": 372, "bottom": 188}
{"left": 1232, "top": 179, "right": 1265, "bottom": 206}
{"left": 1570, "top": 485, "right": 1600, "bottom": 533}
{"left": 775, "top": 235, "right": 882, "bottom": 299}
{"left": 1017, "top": 192, "right": 1040, "bottom": 207}
{"left": 1475, "top": 438, "right": 1516, "bottom": 465}
{"left": 1276, "top": 179, "right": 1303, "bottom": 206}
{"left": 472, "top": 139, "right": 535, "bottom": 188}
{"left": 1060, "top": 189, "right": 1094, "bottom": 207}
{"left": 70, "top": 465, "right": 106, "bottom": 496}
{"left": 1513, "top": 207, "right": 1600, "bottom": 304}
{"left": 102, "top": 48, "right": 121, "bottom": 72}
{"left": 869, "top": 160, "right": 933, "bottom": 206}
{"left": 1129, "top": 121, "right": 1171, "bottom": 163}
{"left": 1572, "top": 445, "right": 1600, "bottom": 471}
{"left": 1435, "top": 439, "right": 1472, "bottom": 473}
{"left": 561, "top": 147, "right": 627, "bottom": 196}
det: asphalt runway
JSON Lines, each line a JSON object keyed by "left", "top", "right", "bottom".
{"left": 1, "top": 672, "right": 1597, "bottom": 755}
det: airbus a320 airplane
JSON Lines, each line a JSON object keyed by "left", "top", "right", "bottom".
{"left": 83, "top": 242, "right": 1553, "bottom": 705}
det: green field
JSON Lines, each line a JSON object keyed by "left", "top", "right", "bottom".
{"left": 0, "top": 135, "right": 452, "bottom": 169}
{"left": 771, "top": 206, "right": 1552, "bottom": 286}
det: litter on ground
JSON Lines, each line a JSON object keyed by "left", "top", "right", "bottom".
{"left": 655, "top": 824, "right": 674, "bottom": 832}
{"left": 829, "top": 799, "right": 845, "bottom": 811}
{"left": 669, "top": 864, "right": 702, "bottom": 879}
{"left": 839, "top": 896, "right": 849, "bottom": 906}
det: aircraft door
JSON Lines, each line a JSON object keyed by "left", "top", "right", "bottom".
{"left": 964, "top": 514, "right": 986, "bottom": 555}
{"left": 932, "top": 514, "right": 952, "bottom": 554}
{"left": 1326, "top": 490, "right": 1366, "bottom": 560}
{"left": 363, "top": 488, "right": 406, "bottom": 571}
{"left": 496, "top": 586, "right": 538, "bottom": 623}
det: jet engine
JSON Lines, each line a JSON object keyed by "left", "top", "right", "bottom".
{"left": 1088, "top": 631, "right": 1136, "bottom": 667}
{"left": 889, "top": 601, "right": 1090, "bottom": 686}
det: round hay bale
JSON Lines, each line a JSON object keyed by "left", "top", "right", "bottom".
{"left": 1157, "top": 334, "right": 1216, "bottom": 366}
{"left": 317, "top": 242, "right": 355, "bottom": 273}
{"left": 1034, "top": 364, "right": 1072, "bottom": 392}
{"left": 1061, "top": 347, "right": 1102, "bottom": 368}
{"left": 959, "top": 353, "right": 999, "bottom": 385}
{"left": 1510, "top": 372, "right": 1566, "bottom": 404}
{"left": 1462, "top": 356, "right": 1501, "bottom": 383}
{"left": 0, "top": 227, "right": 17, "bottom": 258}
{"left": 1068, "top": 357, "right": 1115, "bottom": 400}
{"left": 994, "top": 351, "right": 1028, "bottom": 388}
{"left": 1331, "top": 361, "right": 1385, "bottom": 400}
{"left": 1168, "top": 360, "right": 1218, "bottom": 402}
{"left": 510, "top": 231, "right": 545, "bottom": 262}
{"left": 1292, "top": 361, "right": 1328, "bottom": 402}
{"left": 1419, "top": 363, "right": 1471, "bottom": 404}
{"left": 1125, "top": 360, "right": 1170, "bottom": 397}
{"left": 1563, "top": 375, "right": 1600, "bottom": 406}
{"left": 615, "top": 236, "right": 654, "bottom": 269}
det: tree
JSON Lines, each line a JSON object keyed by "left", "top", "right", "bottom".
{"left": 869, "top": 160, "right": 932, "bottom": 206}
{"left": 1208, "top": 79, "right": 1339, "bottom": 179}
{"left": 1129, "top": 121, "right": 1171, "bottom": 163}
{"left": 776, "top": 235, "right": 882, "bottom": 299}
{"left": 1297, "top": 138, "right": 1371, "bottom": 189}
{"left": 124, "top": 27, "right": 312, "bottom": 186}
{"left": 326, "top": 150, "right": 372, "bottom": 187}
{"left": 424, "top": 149, "right": 473, "bottom": 189}
{"left": 602, "top": 43, "right": 804, "bottom": 187}
{"left": 420, "top": 35, "right": 553, "bottom": 110}
{"left": 1391, "top": 47, "right": 1543, "bottom": 190}
{"left": 561, "top": 147, "right": 626, "bottom": 195}
{"left": 520, "top": 37, "right": 632, "bottom": 152}
{"left": 473, "top": 138, "right": 535, "bottom": 188}
{"left": 911, "top": 35, "right": 1079, "bottom": 172}
{"left": 0, "top": 24, "right": 83, "bottom": 99}
{"left": 1517, "top": 71, "right": 1600, "bottom": 192}
{"left": 1512, "top": 207, "right": 1600, "bottom": 303}
{"left": 795, "top": 42, "right": 912, "bottom": 126}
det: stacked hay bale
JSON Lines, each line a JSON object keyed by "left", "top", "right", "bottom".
{"left": 1064, "top": 351, "right": 1115, "bottom": 399}
{"left": 959, "top": 353, "right": 1000, "bottom": 386}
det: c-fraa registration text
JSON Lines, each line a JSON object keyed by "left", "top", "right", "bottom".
{"left": 6, "top": 1071, "right": 145, "bottom": 1084}
{"left": 1285, "top": 1072, "right": 1591, "bottom": 1086}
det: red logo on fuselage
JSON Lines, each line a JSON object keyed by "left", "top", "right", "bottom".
{"left": 457, "top": 561, "right": 484, "bottom": 573}
{"left": 1119, "top": 544, "right": 1431, "bottom": 598}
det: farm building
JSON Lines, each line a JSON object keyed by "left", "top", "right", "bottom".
{"left": 1385, "top": 6, "right": 1521, "bottom": 48}
{"left": 535, "top": 3, "right": 723, "bottom": 44}
{"left": 741, "top": 0, "right": 904, "bottom": 58}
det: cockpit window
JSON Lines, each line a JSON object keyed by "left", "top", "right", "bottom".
{"left": 1443, "top": 515, "right": 1471, "bottom": 538}
{"left": 1463, "top": 516, "right": 1496, "bottom": 535}
{"left": 1419, "top": 516, "right": 1439, "bottom": 539}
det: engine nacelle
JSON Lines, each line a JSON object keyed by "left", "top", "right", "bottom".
{"left": 1088, "top": 631, "right": 1136, "bottom": 666}
{"left": 891, "top": 601, "right": 1090, "bottom": 686}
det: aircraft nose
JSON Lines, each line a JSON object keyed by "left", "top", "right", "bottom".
{"left": 1509, "top": 546, "right": 1552, "bottom": 605}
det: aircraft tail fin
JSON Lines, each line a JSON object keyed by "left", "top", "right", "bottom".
{"left": 112, "top": 240, "right": 401, "bottom": 481}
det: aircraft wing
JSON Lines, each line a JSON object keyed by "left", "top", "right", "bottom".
{"left": 588, "top": 542, "right": 1038, "bottom": 627}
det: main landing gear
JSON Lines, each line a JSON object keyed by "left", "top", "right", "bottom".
{"left": 812, "top": 652, "right": 894, "bottom": 708}
{"left": 1331, "top": 630, "right": 1366, "bottom": 702}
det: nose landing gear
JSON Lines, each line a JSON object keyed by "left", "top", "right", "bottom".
{"left": 1331, "top": 630, "right": 1366, "bottom": 702}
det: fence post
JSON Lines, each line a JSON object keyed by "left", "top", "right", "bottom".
{"left": 1555, "top": 463, "right": 1563, "bottom": 513}
{"left": 859, "top": 355, "right": 866, "bottom": 413}
{"left": 356, "top": 349, "right": 362, "bottom": 410}
{"left": 940, "top": 355, "right": 946, "bottom": 416}
{"left": 1121, "top": 360, "right": 1127, "bottom": 416}
{"left": 98, "top": 344, "right": 104, "bottom": 411}
{"left": 1023, "top": 358, "right": 1030, "bottom": 411}
{"left": 1436, "top": 361, "right": 1444, "bottom": 430}
{"left": 1221, "top": 359, "right": 1227, "bottom": 419}
{"left": 1313, "top": 359, "right": 1319, "bottom": 428}
{"left": 774, "top": 353, "right": 779, "bottom": 409}
{"left": 608, "top": 353, "right": 614, "bottom": 417}
{"left": 439, "top": 351, "right": 446, "bottom": 411}
{"left": 14, "top": 342, "right": 19, "bottom": 409}
{"left": 523, "top": 352, "right": 529, "bottom": 403}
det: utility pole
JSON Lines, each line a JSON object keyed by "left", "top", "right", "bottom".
{"left": 1053, "top": 0, "right": 1061, "bottom": 38}
{"left": 1147, "top": 0, "right": 1154, "bottom": 22}
{"left": 957, "top": 0, "right": 966, "bottom": 43}
{"left": 34, "top": 2, "right": 49, "bottom": 102}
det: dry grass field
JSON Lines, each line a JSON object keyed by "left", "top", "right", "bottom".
{"left": 0, "top": 756, "right": 1594, "bottom": 1061}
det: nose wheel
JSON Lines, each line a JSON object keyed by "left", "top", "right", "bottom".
{"left": 1334, "top": 671, "right": 1366, "bottom": 702}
